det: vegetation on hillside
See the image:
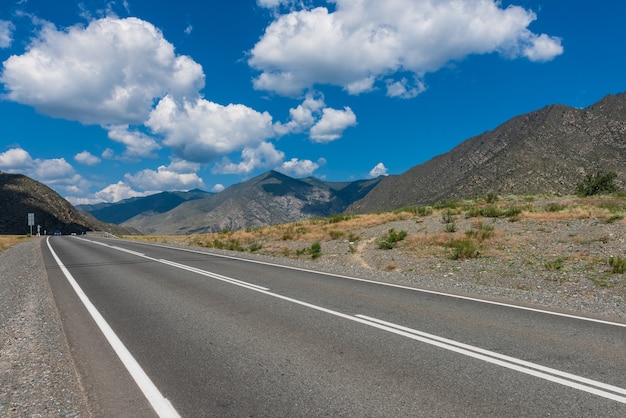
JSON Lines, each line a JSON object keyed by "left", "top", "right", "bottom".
{"left": 124, "top": 193, "right": 626, "bottom": 289}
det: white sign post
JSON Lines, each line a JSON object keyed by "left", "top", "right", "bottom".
{"left": 27, "top": 213, "right": 34, "bottom": 235}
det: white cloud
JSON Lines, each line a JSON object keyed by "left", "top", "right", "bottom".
{"left": 147, "top": 95, "right": 274, "bottom": 163}
{"left": 74, "top": 151, "right": 101, "bottom": 166}
{"left": 211, "top": 184, "right": 225, "bottom": 193}
{"left": 273, "top": 93, "right": 325, "bottom": 136}
{"left": 0, "top": 20, "right": 15, "bottom": 49}
{"left": 1, "top": 17, "right": 204, "bottom": 125}
{"left": 94, "top": 181, "right": 146, "bottom": 203}
{"left": 0, "top": 147, "right": 89, "bottom": 192}
{"left": 523, "top": 32, "right": 564, "bottom": 62}
{"left": 213, "top": 142, "right": 285, "bottom": 175}
{"left": 184, "top": 25, "right": 193, "bottom": 35}
{"left": 274, "top": 92, "right": 356, "bottom": 141}
{"left": 249, "top": 0, "right": 563, "bottom": 97}
{"left": 369, "top": 162, "right": 389, "bottom": 178}
{"left": 124, "top": 161, "right": 206, "bottom": 192}
{"left": 106, "top": 125, "right": 161, "bottom": 159}
{"left": 0, "top": 148, "right": 32, "bottom": 169}
{"left": 278, "top": 158, "right": 322, "bottom": 177}
{"left": 386, "top": 77, "right": 426, "bottom": 99}
{"left": 309, "top": 106, "right": 357, "bottom": 143}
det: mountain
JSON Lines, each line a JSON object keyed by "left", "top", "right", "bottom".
{"left": 123, "top": 171, "right": 383, "bottom": 234}
{"left": 0, "top": 172, "right": 138, "bottom": 235}
{"left": 77, "top": 189, "right": 212, "bottom": 224}
{"left": 347, "top": 92, "right": 626, "bottom": 213}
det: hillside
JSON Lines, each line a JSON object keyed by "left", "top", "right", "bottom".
{"left": 0, "top": 172, "right": 138, "bottom": 235}
{"left": 124, "top": 171, "right": 382, "bottom": 234}
{"left": 347, "top": 92, "right": 626, "bottom": 213}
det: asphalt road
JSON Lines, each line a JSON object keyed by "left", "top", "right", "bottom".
{"left": 43, "top": 235, "right": 626, "bottom": 417}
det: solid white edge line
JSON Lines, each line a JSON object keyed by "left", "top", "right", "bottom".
{"left": 46, "top": 238, "right": 181, "bottom": 418}
{"left": 70, "top": 237, "right": 626, "bottom": 404}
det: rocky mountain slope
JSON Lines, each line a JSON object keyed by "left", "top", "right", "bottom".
{"left": 123, "top": 171, "right": 382, "bottom": 234}
{"left": 0, "top": 172, "right": 137, "bottom": 235}
{"left": 348, "top": 92, "right": 626, "bottom": 213}
{"left": 77, "top": 189, "right": 211, "bottom": 224}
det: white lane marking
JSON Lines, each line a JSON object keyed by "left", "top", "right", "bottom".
{"left": 46, "top": 238, "right": 181, "bottom": 418}
{"left": 158, "top": 258, "right": 269, "bottom": 291}
{"left": 72, "top": 237, "right": 626, "bottom": 403}
{"left": 74, "top": 237, "right": 269, "bottom": 291}
{"left": 356, "top": 315, "right": 626, "bottom": 403}
{"left": 102, "top": 238, "right": 626, "bottom": 329}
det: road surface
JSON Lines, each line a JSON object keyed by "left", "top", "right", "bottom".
{"left": 43, "top": 235, "right": 626, "bottom": 417}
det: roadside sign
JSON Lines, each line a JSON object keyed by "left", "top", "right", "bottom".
{"left": 27, "top": 213, "right": 35, "bottom": 235}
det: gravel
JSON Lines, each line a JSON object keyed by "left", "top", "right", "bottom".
{"left": 0, "top": 238, "right": 89, "bottom": 417}
{"left": 1, "top": 212, "right": 624, "bottom": 416}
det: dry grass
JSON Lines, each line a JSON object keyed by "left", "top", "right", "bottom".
{"left": 0, "top": 235, "right": 30, "bottom": 252}
{"left": 123, "top": 194, "right": 625, "bottom": 264}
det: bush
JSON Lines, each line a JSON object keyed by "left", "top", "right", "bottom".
{"left": 377, "top": 228, "right": 407, "bottom": 249}
{"left": 448, "top": 238, "right": 478, "bottom": 260}
{"left": 609, "top": 255, "right": 626, "bottom": 274}
{"left": 310, "top": 241, "right": 322, "bottom": 259}
{"left": 577, "top": 171, "right": 618, "bottom": 196}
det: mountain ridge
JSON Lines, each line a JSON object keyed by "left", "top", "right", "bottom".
{"left": 347, "top": 92, "right": 626, "bottom": 213}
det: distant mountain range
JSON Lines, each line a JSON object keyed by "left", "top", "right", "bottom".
{"left": 0, "top": 172, "right": 137, "bottom": 235}
{"left": 4, "top": 92, "right": 625, "bottom": 236}
{"left": 77, "top": 189, "right": 212, "bottom": 224}
{"left": 119, "top": 171, "right": 383, "bottom": 234}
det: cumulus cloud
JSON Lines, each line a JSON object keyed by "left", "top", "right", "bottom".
{"left": 274, "top": 92, "right": 356, "bottom": 141}
{"left": 213, "top": 142, "right": 285, "bottom": 175}
{"left": 147, "top": 95, "right": 274, "bottom": 163}
{"left": 74, "top": 151, "right": 101, "bottom": 166}
{"left": 278, "top": 157, "right": 323, "bottom": 177}
{"left": 309, "top": 106, "right": 357, "bottom": 143}
{"left": 0, "top": 147, "right": 88, "bottom": 191}
{"left": 1, "top": 17, "right": 204, "bottom": 125}
{"left": 124, "top": 161, "right": 206, "bottom": 192}
{"left": 211, "top": 184, "right": 225, "bottom": 193}
{"left": 0, "top": 20, "right": 15, "bottom": 49}
{"left": 369, "top": 162, "right": 389, "bottom": 178}
{"left": 106, "top": 125, "right": 161, "bottom": 159}
{"left": 93, "top": 181, "right": 146, "bottom": 203}
{"left": 249, "top": 0, "right": 563, "bottom": 97}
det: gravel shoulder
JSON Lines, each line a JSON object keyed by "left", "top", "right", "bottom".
{"left": 0, "top": 237, "right": 89, "bottom": 417}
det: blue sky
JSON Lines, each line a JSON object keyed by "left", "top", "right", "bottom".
{"left": 0, "top": 0, "right": 624, "bottom": 204}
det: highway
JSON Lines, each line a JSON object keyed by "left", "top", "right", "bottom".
{"left": 43, "top": 235, "right": 626, "bottom": 417}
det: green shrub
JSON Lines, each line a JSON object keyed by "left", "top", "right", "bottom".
{"left": 377, "top": 228, "right": 408, "bottom": 249}
{"left": 444, "top": 222, "right": 457, "bottom": 233}
{"left": 448, "top": 239, "right": 478, "bottom": 260}
{"left": 545, "top": 258, "right": 565, "bottom": 271}
{"left": 609, "top": 255, "right": 626, "bottom": 274}
{"left": 545, "top": 203, "right": 567, "bottom": 212}
{"left": 310, "top": 241, "right": 322, "bottom": 259}
{"left": 577, "top": 171, "right": 618, "bottom": 196}
{"left": 416, "top": 206, "right": 433, "bottom": 216}
{"left": 441, "top": 210, "right": 454, "bottom": 224}
{"left": 328, "top": 213, "right": 353, "bottom": 224}
{"left": 485, "top": 193, "right": 499, "bottom": 203}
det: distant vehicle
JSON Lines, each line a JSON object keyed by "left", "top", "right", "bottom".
{"left": 54, "top": 230, "right": 61, "bottom": 235}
